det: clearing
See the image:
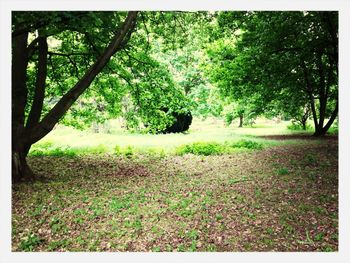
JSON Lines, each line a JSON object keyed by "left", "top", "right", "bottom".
{"left": 12, "top": 119, "right": 338, "bottom": 252}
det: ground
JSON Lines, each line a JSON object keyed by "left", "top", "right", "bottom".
{"left": 12, "top": 119, "right": 338, "bottom": 252}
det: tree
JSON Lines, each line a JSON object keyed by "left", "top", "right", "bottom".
{"left": 150, "top": 12, "right": 221, "bottom": 120}
{"left": 204, "top": 38, "right": 261, "bottom": 127}
{"left": 12, "top": 11, "right": 139, "bottom": 182}
{"left": 211, "top": 11, "right": 338, "bottom": 136}
{"left": 12, "top": 11, "right": 213, "bottom": 182}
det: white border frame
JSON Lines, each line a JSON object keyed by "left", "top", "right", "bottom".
{"left": 1, "top": 1, "right": 349, "bottom": 263}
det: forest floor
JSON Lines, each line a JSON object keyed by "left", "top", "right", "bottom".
{"left": 12, "top": 133, "right": 338, "bottom": 252}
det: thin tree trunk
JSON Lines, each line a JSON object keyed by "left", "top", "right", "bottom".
{"left": 24, "top": 34, "right": 48, "bottom": 155}
{"left": 316, "top": 52, "right": 327, "bottom": 130}
{"left": 238, "top": 114, "right": 243, "bottom": 128}
{"left": 301, "top": 60, "right": 320, "bottom": 134}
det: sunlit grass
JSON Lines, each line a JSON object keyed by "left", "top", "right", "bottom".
{"left": 30, "top": 117, "right": 314, "bottom": 155}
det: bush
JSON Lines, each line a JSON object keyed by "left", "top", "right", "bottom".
{"left": 114, "top": 145, "right": 134, "bottom": 158}
{"left": 175, "top": 139, "right": 264, "bottom": 156}
{"left": 230, "top": 139, "right": 263, "bottom": 150}
{"left": 175, "top": 142, "right": 225, "bottom": 156}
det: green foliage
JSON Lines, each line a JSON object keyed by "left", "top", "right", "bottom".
{"left": 277, "top": 168, "right": 289, "bottom": 175}
{"left": 230, "top": 139, "right": 263, "bottom": 150}
{"left": 224, "top": 111, "right": 235, "bottom": 126}
{"left": 30, "top": 142, "right": 77, "bottom": 157}
{"left": 314, "top": 232, "right": 325, "bottom": 242}
{"left": 114, "top": 145, "right": 135, "bottom": 158}
{"left": 19, "top": 233, "right": 42, "bottom": 251}
{"left": 48, "top": 239, "right": 70, "bottom": 251}
{"left": 29, "top": 142, "right": 109, "bottom": 157}
{"left": 175, "top": 139, "right": 264, "bottom": 155}
{"left": 175, "top": 142, "right": 225, "bottom": 156}
{"left": 207, "top": 11, "right": 338, "bottom": 134}
{"left": 110, "top": 197, "right": 132, "bottom": 212}
{"left": 287, "top": 122, "right": 312, "bottom": 131}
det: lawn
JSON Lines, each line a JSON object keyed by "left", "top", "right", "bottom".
{"left": 28, "top": 118, "right": 317, "bottom": 155}
{"left": 12, "top": 119, "right": 338, "bottom": 252}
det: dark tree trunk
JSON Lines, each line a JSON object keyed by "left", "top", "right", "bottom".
{"left": 316, "top": 51, "right": 327, "bottom": 130}
{"left": 238, "top": 114, "right": 243, "bottom": 128}
{"left": 12, "top": 32, "right": 33, "bottom": 182}
{"left": 301, "top": 59, "right": 337, "bottom": 137}
{"left": 12, "top": 143, "right": 34, "bottom": 183}
{"left": 24, "top": 34, "right": 48, "bottom": 156}
{"left": 313, "top": 100, "right": 338, "bottom": 137}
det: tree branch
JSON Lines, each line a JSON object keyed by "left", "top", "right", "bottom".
{"left": 24, "top": 35, "right": 48, "bottom": 154}
{"left": 26, "top": 11, "right": 139, "bottom": 145}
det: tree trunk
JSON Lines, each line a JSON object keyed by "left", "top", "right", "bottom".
{"left": 12, "top": 31, "right": 31, "bottom": 183}
{"left": 313, "top": 125, "right": 325, "bottom": 136}
{"left": 24, "top": 34, "right": 48, "bottom": 156}
{"left": 12, "top": 142, "right": 34, "bottom": 183}
{"left": 313, "top": 100, "right": 338, "bottom": 136}
{"left": 238, "top": 114, "right": 243, "bottom": 127}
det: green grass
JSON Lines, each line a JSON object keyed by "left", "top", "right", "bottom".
{"left": 29, "top": 118, "right": 316, "bottom": 157}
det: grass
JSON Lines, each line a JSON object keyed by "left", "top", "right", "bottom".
{"left": 29, "top": 118, "right": 310, "bottom": 157}
{"left": 13, "top": 118, "right": 338, "bottom": 252}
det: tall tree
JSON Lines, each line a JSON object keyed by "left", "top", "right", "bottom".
{"left": 12, "top": 11, "right": 139, "bottom": 182}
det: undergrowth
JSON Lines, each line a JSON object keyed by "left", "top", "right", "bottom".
{"left": 29, "top": 139, "right": 265, "bottom": 157}
{"left": 175, "top": 139, "right": 264, "bottom": 156}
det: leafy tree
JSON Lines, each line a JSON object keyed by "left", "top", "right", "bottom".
{"left": 11, "top": 11, "right": 211, "bottom": 182}
{"left": 111, "top": 12, "right": 213, "bottom": 132}
{"left": 204, "top": 38, "right": 261, "bottom": 127}
{"left": 151, "top": 14, "right": 221, "bottom": 120}
{"left": 12, "top": 11, "right": 138, "bottom": 182}
{"left": 212, "top": 11, "right": 338, "bottom": 136}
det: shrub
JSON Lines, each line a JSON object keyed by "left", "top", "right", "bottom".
{"left": 175, "top": 140, "right": 264, "bottom": 156}
{"left": 175, "top": 142, "right": 225, "bottom": 156}
{"left": 78, "top": 144, "right": 108, "bottom": 154}
{"left": 114, "top": 145, "right": 134, "bottom": 158}
{"left": 230, "top": 139, "right": 263, "bottom": 150}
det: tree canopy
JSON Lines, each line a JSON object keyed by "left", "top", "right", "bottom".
{"left": 206, "top": 11, "right": 338, "bottom": 135}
